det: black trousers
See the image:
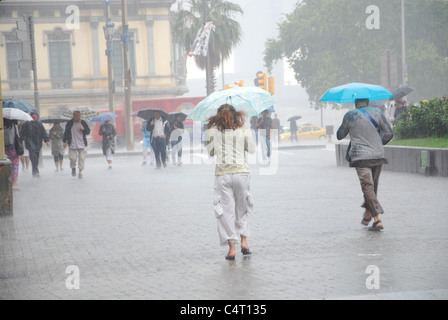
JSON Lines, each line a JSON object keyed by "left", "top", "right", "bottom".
{"left": 29, "top": 150, "right": 40, "bottom": 176}
{"left": 153, "top": 137, "right": 167, "bottom": 169}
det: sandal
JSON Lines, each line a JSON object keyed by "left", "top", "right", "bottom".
{"left": 241, "top": 248, "right": 252, "bottom": 256}
{"left": 361, "top": 217, "right": 372, "bottom": 226}
{"left": 225, "top": 254, "right": 235, "bottom": 261}
{"left": 369, "top": 220, "right": 384, "bottom": 232}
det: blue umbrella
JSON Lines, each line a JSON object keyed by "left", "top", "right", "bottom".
{"left": 2, "top": 98, "right": 36, "bottom": 113}
{"left": 319, "top": 82, "right": 393, "bottom": 103}
{"left": 88, "top": 112, "right": 118, "bottom": 122}
{"left": 189, "top": 87, "right": 276, "bottom": 122}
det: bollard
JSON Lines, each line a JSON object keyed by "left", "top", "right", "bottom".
{"left": 0, "top": 159, "right": 13, "bottom": 215}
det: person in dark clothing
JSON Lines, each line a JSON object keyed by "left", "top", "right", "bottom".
{"left": 290, "top": 120, "right": 298, "bottom": 143}
{"left": 21, "top": 112, "right": 50, "bottom": 178}
{"left": 99, "top": 120, "right": 117, "bottom": 170}
{"left": 256, "top": 110, "right": 273, "bottom": 161}
{"left": 148, "top": 111, "right": 171, "bottom": 170}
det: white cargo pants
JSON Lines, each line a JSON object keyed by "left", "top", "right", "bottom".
{"left": 214, "top": 173, "right": 254, "bottom": 246}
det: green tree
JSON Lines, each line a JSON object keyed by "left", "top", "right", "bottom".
{"left": 264, "top": 0, "right": 448, "bottom": 107}
{"left": 172, "top": 0, "right": 243, "bottom": 94}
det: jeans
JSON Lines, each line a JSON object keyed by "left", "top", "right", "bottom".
{"left": 153, "top": 137, "right": 167, "bottom": 168}
{"left": 29, "top": 150, "right": 40, "bottom": 176}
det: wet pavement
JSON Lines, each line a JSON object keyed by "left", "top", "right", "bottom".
{"left": 1, "top": 144, "right": 448, "bottom": 300}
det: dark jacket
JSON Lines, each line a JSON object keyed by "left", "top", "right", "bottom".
{"left": 21, "top": 120, "right": 49, "bottom": 151}
{"left": 99, "top": 123, "right": 117, "bottom": 155}
{"left": 63, "top": 119, "right": 91, "bottom": 147}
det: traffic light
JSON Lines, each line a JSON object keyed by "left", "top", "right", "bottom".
{"left": 268, "top": 76, "right": 275, "bottom": 95}
{"left": 254, "top": 71, "right": 267, "bottom": 91}
{"left": 234, "top": 80, "right": 244, "bottom": 87}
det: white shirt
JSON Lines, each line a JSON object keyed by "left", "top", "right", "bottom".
{"left": 153, "top": 118, "right": 165, "bottom": 137}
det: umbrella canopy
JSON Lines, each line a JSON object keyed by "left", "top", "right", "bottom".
{"left": 319, "top": 83, "right": 393, "bottom": 103}
{"left": 288, "top": 115, "right": 302, "bottom": 122}
{"left": 168, "top": 111, "right": 188, "bottom": 123}
{"left": 88, "top": 112, "right": 118, "bottom": 123}
{"left": 188, "top": 87, "right": 276, "bottom": 122}
{"left": 2, "top": 98, "right": 36, "bottom": 113}
{"left": 391, "top": 85, "right": 413, "bottom": 101}
{"left": 135, "top": 108, "right": 169, "bottom": 121}
{"left": 40, "top": 115, "right": 71, "bottom": 124}
{"left": 2, "top": 108, "right": 33, "bottom": 121}
{"left": 62, "top": 107, "right": 99, "bottom": 119}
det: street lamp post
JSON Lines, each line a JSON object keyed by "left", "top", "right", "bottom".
{"left": 401, "top": 0, "right": 408, "bottom": 86}
{"left": 103, "top": 1, "right": 115, "bottom": 115}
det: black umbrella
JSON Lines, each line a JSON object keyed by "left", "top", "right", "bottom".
{"left": 288, "top": 115, "right": 302, "bottom": 122}
{"left": 391, "top": 86, "right": 413, "bottom": 101}
{"left": 40, "top": 115, "right": 71, "bottom": 124}
{"left": 168, "top": 111, "right": 188, "bottom": 123}
{"left": 136, "top": 108, "right": 169, "bottom": 121}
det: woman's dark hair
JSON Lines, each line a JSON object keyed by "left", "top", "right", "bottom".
{"left": 207, "top": 104, "right": 246, "bottom": 131}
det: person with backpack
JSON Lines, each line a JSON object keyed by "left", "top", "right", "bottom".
{"left": 337, "top": 99, "right": 394, "bottom": 231}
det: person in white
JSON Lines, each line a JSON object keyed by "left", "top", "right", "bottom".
{"left": 206, "top": 104, "right": 256, "bottom": 260}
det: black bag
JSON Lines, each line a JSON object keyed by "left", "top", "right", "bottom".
{"left": 14, "top": 126, "right": 24, "bottom": 156}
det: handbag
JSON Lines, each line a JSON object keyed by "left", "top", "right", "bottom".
{"left": 14, "top": 125, "right": 24, "bottom": 156}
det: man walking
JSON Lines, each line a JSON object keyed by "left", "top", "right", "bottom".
{"left": 148, "top": 111, "right": 170, "bottom": 170}
{"left": 256, "top": 110, "right": 273, "bottom": 162}
{"left": 21, "top": 112, "right": 50, "bottom": 178}
{"left": 63, "top": 111, "right": 90, "bottom": 179}
{"left": 337, "top": 99, "right": 394, "bottom": 231}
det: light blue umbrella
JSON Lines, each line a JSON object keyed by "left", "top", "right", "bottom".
{"left": 319, "top": 82, "right": 393, "bottom": 103}
{"left": 88, "top": 112, "right": 118, "bottom": 122}
{"left": 188, "top": 87, "right": 276, "bottom": 122}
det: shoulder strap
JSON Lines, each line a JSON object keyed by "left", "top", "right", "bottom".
{"left": 359, "top": 108, "right": 380, "bottom": 134}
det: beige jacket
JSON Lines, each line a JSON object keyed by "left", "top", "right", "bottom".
{"left": 206, "top": 125, "right": 256, "bottom": 176}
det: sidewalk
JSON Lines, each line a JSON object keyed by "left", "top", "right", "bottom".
{"left": 1, "top": 146, "right": 447, "bottom": 300}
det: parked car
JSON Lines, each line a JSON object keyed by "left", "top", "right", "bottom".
{"left": 280, "top": 124, "right": 327, "bottom": 141}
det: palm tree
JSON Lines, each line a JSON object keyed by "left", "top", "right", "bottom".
{"left": 172, "top": 0, "right": 243, "bottom": 95}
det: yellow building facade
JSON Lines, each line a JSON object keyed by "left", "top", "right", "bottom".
{"left": 0, "top": 0, "right": 187, "bottom": 116}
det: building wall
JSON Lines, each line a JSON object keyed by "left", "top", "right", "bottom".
{"left": 0, "top": 0, "right": 187, "bottom": 116}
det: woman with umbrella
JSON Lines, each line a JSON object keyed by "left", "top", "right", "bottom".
{"left": 49, "top": 122, "right": 65, "bottom": 172}
{"left": 206, "top": 104, "right": 256, "bottom": 260}
{"left": 3, "top": 118, "right": 22, "bottom": 190}
{"left": 90, "top": 113, "right": 118, "bottom": 170}
{"left": 169, "top": 112, "right": 186, "bottom": 166}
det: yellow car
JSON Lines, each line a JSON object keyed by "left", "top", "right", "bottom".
{"left": 280, "top": 124, "right": 327, "bottom": 141}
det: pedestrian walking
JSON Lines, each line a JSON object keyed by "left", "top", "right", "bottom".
{"left": 63, "top": 111, "right": 91, "bottom": 179}
{"left": 256, "top": 110, "right": 273, "bottom": 162}
{"left": 290, "top": 119, "right": 298, "bottom": 143}
{"left": 148, "top": 111, "right": 171, "bottom": 170}
{"left": 170, "top": 114, "right": 185, "bottom": 166}
{"left": 206, "top": 104, "right": 256, "bottom": 260}
{"left": 336, "top": 99, "right": 394, "bottom": 231}
{"left": 18, "top": 121, "right": 30, "bottom": 173}
{"left": 3, "top": 119, "right": 22, "bottom": 190}
{"left": 21, "top": 112, "right": 50, "bottom": 178}
{"left": 99, "top": 120, "right": 117, "bottom": 170}
{"left": 273, "top": 114, "right": 281, "bottom": 144}
{"left": 49, "top": 122, "right": 65, "bottom": 172}
{"left": 140, "top": 120, "right": 155, "bottom": 166}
